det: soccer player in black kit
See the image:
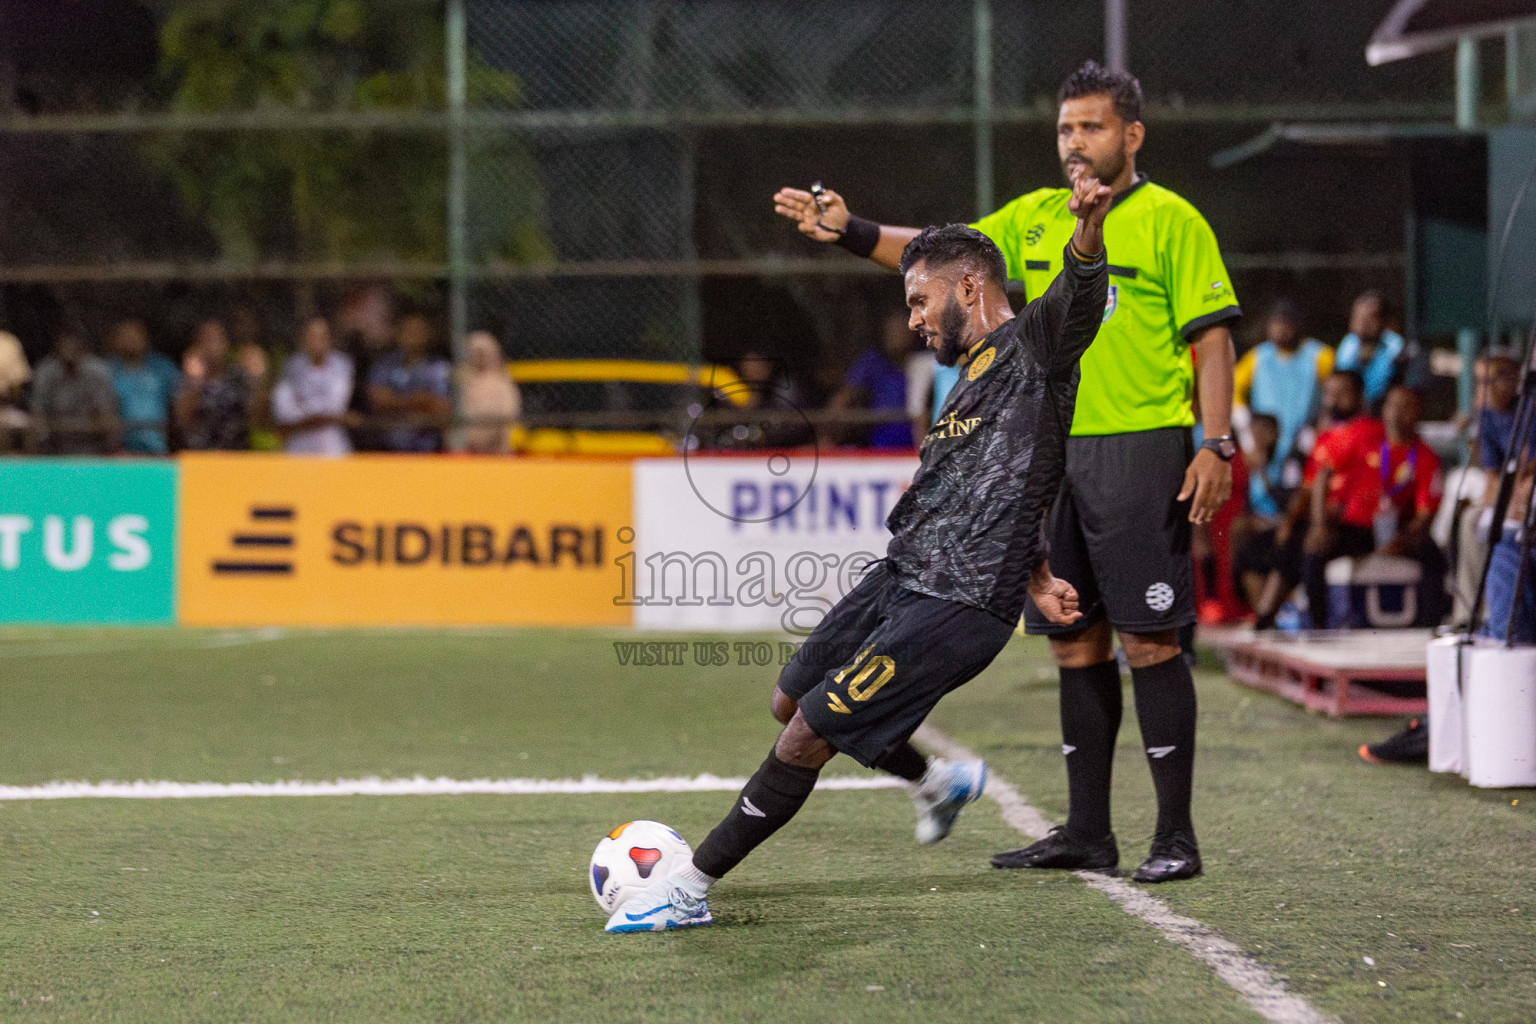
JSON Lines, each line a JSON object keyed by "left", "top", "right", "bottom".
{"left": 607, "top": 169, "right": 1113, "bottom": 932}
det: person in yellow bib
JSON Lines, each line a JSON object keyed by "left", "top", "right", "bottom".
{"left": 773, "top": 61, "right": 1239, "bottom": 883}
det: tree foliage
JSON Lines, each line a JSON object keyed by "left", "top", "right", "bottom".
{"left": 148, "top": 0, "right": 550, "bottom": 265}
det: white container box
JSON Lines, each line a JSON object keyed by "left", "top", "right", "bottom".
{"left": 1463, "top": 645, "right": 1536, "bottom": 789}
{"left": 1425, "top": 635, "right": 1469, "bottom": 774}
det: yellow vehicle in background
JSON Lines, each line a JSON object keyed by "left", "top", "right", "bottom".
{"left": 505, "top": 359, "right": 749, "bottom": 456}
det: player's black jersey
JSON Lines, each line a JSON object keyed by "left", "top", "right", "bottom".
{"left": 884, "top": 244, "right": 1108, "bottom": 622}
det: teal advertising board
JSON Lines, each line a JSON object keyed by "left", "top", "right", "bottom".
{"left": 0, "top": 460, "right": 177, "bottom": 623}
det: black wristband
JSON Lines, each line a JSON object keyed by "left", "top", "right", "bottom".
{"left": 834, "top": 216, "right": 880, "bottom": 259}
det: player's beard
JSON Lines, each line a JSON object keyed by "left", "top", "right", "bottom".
{"left": 931, "top": 297, "right": 969, "bottom": 367}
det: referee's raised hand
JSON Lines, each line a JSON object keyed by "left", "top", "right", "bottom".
{"left": 772, "top": 185, "right": 850, "bottom": 243}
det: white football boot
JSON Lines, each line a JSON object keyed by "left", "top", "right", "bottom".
{"left": 604, "top": 874, "right": 714, "bottom": 933}
{"left": 911, "top": 756, "right": 988, "bottom": 845}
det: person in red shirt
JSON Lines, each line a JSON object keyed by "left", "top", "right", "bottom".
{"left": 1247, "top": 369, "right": 1366, "bottom": 627}
{"left": 1302, "top": 384, "right": 1444, "bottom": 626}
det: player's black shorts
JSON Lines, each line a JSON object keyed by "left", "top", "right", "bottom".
{"left": 1024, "top": 427, "right": 1195, "bottom": 636}
{"left": 777, "top": 561, "right": 1015, "bottom": 767}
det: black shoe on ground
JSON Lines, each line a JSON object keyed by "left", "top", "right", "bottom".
{"left": 1132, "top": 831, "right": 1202, "bottom": 883}
{"left": 1359, "top": 717, "right": 1428, "bottom": 765}
{"left": 991, "top": 826, "right": 1119, "bottom": 873}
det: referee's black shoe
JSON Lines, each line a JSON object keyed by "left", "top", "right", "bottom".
{"left": 1132, "top": 831, "right": 1202, "bottom": 883}
{"left": 990, "top": 826, "right": 1118, "bottom": 873}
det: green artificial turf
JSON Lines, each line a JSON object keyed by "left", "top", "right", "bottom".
{"left": 1, "top": 627, "right": 1533, "bottom": 1023}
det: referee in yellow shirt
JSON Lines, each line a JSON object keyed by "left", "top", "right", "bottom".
{"left": 774, "top": 62, "right": 1238, "bottom": 882}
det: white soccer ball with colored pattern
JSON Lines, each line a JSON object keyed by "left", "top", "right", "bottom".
{"left": 589, "top": 820, "right": 693, "bottom": 914}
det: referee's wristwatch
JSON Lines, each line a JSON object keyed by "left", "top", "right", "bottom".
{"left": 1200, "top": 435, "right": 1238, "bottom": 461}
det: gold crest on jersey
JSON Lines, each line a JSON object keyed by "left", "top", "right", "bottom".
{"left": 966, "top": 346, "right": 996, "bottom": 380}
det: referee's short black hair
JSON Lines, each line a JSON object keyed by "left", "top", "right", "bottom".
{"left": 1058, "top": 60, "right": 1142, "bottom": 125}
{"left": 898, "top": 224, "right": 1008, "bottom": 288}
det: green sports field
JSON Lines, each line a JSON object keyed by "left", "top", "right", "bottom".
{"left": 1, "top": 627, "right": 1532, "bottom": 1023}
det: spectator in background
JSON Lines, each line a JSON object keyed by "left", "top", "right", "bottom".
{"left": 1302, "top": 384, "right": 1444, "bottom": 626}
{"left": 728, "top": 348, "right": 812, "bottom": 448}
{"left": 30, "top": 324, "right": 118, "bottom": 455}
{"left": 1234, "top": 299, "right": 1331, "bottom": 485}
{"left": 175, "top": 318, "right": 253, "bottom": 451}
{"left": 367, "top": 312, "right": 452, "bottom": 452}
{"left": 1481, "top": 413, "right": 1536, "bottom": 643}
{"left": 1334, "top": 290, "right": 1426, "bottom": 409}
{"left": 1451, "top": 349, "right": 1523, "bottom": 625}
{"left": 827, "top": 312, "right": 914, "bottom": 448}
{"left": 0, "top": 330, "right": 31, "bottom": 452}
{"left": 235, "top": 340, "right": 280, "bottom": 451}
{"left": 106, "top": 318, "right": 179, "bottom": 455}
{"left": 272, "top": 316, "right": 354, "bottom": 456}
{"left": 453, "top": 330, "right": 519, "bottom": 454}
{"left": 1246, "top": 369, "right": 1369, "bottom": 627}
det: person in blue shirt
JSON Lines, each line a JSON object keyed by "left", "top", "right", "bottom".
{"left": 1234, "top": 300, "right": 1331, "bottom": 495}
{"left": 106, "top": 318, "right": 179, "bottom": 455}
{"left": 827, "top": 312, "right": 916, "bottom": 449}
{"left": 1334, "top": 290, "right": 1424, "bottom": 409}
{"left": 366, "top": 311, "right": 452, "bottom": 453}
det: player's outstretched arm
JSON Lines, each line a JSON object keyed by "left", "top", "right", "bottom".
{"left": 771, "top": 186, "right": 917, "bottom": 271}
{"left": 1015, "top": 171, "right": 1112, "bottom": 370}
{"left": 1028, "top": 561, "right": 1083, "bottom": 626}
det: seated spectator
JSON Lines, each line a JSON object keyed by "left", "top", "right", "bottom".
{"left": 106, "top": 318, "right": 179, "bottom": 455}
{"left": 828, "top": 312, "right": 915, "bottom": 449}
{"left": 367, "top": 312, "right": 452, "bottom": 453}
{"left": 453, "top": 331, "right": 520, "bottom": 454}
{"left": 0, "top": 329, "right": 30, "bottom": 452}
{"left": 30, "top": 324, "right": 119, "bottom": 455}
{"left": 1244, "top": 369, "right": 1368, "bottom": 626}
{"left": 1334, "top": 290, "right": 1427, "bottom": 409}
{"left": 1301, "top": 384, "right": 1446, "bottom": 626}
{"left": 1481, "top": 410, "right": 1536, "bottom": 644}
{"left": 1446, "top": 349, "right": 1521, "bottom": 625}
{"left": 1234, "top": 299, "right": 1331, "bottom": 489}
{"left": 272, "top": 316, "right": 354, "bottom": 456}
{"left": 175, "top": 318, "right": 254, "bottom": 451}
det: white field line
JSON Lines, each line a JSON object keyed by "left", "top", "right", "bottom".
{"left": 913, "top": 724, "right": 1338, "bottom": 1024}
{"left": 0, "top": 774, "right": 906, "bottom": 802}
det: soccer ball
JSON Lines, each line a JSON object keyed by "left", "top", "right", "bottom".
{"left": 589, "top": 820, "right": 693, "bottom": 914}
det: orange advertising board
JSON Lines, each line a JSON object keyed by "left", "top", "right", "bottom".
{"left": 177, "top": 455, "right": 630, "bottom": 626}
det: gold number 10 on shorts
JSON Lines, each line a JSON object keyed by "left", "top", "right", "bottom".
{"left": 833, "top": 647, "right": 896, "bottom": 703}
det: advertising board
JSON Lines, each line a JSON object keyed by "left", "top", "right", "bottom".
{"left": 177, "top": 455, "right": 631, "bottom": 626}
{"left": 629, "top": 453, "right": 918, "bottom": 633}
{"left": 0, "top": 460, "right": 177, "bottom": 623}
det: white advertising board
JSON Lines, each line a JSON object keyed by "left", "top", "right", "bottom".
{"left": 630, "top": 454, "right": 919, "bottom": 633}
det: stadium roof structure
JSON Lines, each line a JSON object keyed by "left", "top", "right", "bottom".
{"left": 1368, "top": 0, "right": 1536, "bottom": 65}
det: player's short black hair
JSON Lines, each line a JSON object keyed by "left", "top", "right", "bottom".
{"left": 898, "top": 224, "right": 1008, "bottom": 287}
{"left": 1057, "top": 60, "right": 1142, "bottom": 124}
{"left": 1330, "top": 368, "right": 1366, "bottom": 396}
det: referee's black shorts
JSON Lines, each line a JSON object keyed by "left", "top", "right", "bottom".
{"left": 777, "top": 561, "right": 1014, "bottom": 767}
{"left": 1023, "top": 427, "right": 1195, "bottom": 637}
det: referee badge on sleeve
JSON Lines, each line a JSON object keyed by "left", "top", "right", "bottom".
{"left": 1103, "top": 284, "right": 1118, "bottom": 323}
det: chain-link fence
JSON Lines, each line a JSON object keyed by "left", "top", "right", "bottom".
{"left": 0, "top": 0, "right": 1459, "bottom": 416}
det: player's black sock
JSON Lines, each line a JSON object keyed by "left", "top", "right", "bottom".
{"left": 691, "top": 749, "right": 820, "bottom": 879}
{"left": 1059, "top": 660, "right": 1122, "bottom": 842}
{"left": 1131, "top": 654, "right": 1198, "bottom": 837}
{"left": 872, "top": 740, "right": 928, "bottom": 782}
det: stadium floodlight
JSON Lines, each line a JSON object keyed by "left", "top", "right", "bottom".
{"left": 1368, "top": 0, "right": 1536, "bottom": 66}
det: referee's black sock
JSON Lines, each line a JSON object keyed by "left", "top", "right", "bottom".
{"left": 691, "top": 749, "right": 820, "bottom": 879}
{"left": 1131, "top": 654, "right": 1198, "bottom": 838}
{"left": 1059, "top": 660, "right": 1122, "bottom": 842}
